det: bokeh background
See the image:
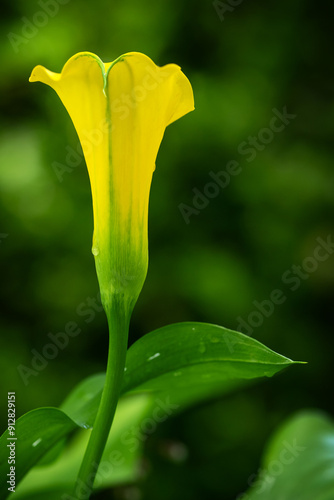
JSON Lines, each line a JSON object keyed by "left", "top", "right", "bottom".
{"left": 1, "top": 0, "right": 334, "bottom": 498}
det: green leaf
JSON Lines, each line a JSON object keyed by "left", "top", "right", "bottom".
{"left": 0, "top": 373, "right": 107, "bottom": 499}
{"left": 36, "top": 439, "right": 66, "bottom": 467}
{"left": 15, "top": 393, "right": 153, "bottom": 499}
{"left": 1, "top": 322, "right": 300, "bottom": 498}
{"left": 244, "top": 410, "right": 334, "bottom": 500}
{"left": 122, "top": 322, "right": 300, "bottom": 409}
{"left": 60, "top": 373, "right": 105, "bottom": 429}
{"left": 0, "top": 408, "right": 76, "bottom": 499}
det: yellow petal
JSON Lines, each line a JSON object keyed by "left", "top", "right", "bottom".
{"left": 30, "top": 52, "right": 194, "bottom": 311}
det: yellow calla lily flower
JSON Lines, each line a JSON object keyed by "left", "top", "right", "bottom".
{"left": 30, "top": 52, "right": 193, "bottom": 496}
{"left": 29, "top": 51, "right": 194, "bottom": 316}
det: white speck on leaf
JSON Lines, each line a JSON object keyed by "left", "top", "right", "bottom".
{"left": 32, "top": 438, "right": 42, "bottom": 447}
{"left": 148, "top": 353, "right": 160, "bottom": 361}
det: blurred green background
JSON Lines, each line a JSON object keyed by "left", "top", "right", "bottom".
{"left": 1, "top": 0, "right": 334, "bottom": 498}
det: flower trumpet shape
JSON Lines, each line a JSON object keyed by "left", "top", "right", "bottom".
{"left": 30, "top": 52, "right": 194, "bottom": 315}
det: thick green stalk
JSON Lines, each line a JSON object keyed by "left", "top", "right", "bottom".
{"left": 73, "top": 300, "right": 129, "bottom": 499}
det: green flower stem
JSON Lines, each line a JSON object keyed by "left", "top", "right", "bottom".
{"left": 74, "top": 300, "right": 129, "bottom": 499}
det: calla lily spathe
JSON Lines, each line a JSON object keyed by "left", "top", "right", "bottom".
{"left": 30, "top": 52, "right": 194, "bottom": 314}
